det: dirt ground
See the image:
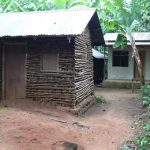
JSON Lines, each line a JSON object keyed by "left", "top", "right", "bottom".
{"left": 0, "top": 88, "right": 144, "bottom": 150}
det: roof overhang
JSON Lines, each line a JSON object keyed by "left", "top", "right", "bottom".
{"left": 0, "top": 9, "right": 105, "bottom": 46}
{"left": 104, "top": 32, "right": 150, "bottom": 46}
{"left": 88, "top": 12, "right": 105, "bottom": 46}
{"left": 105, "top": 42, "right": 150, "bottom": 46}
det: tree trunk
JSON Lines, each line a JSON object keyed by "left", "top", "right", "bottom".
{"left": 128, "top": 34, "right": 145, "bottom": 85}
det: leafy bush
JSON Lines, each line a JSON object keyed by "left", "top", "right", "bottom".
{"left": 141, "top": 85, "right": 150, "bottom": 98}
{"left": 135, "top": 136, "right": 150, "bottom": 150}
{"left": 122, "top": 146, "right": 133, "bottom": 150}
{"left": 133, "top": 85, "right": 150, "bottom": 149}
{"left": 95, "top": 95, "right": 106, "bottom": 103}
{"left": 143, "top": 96, "right": 150, "bottom": 106}
{"left": 122, "top": 85, "right": 150, "bottom": 150}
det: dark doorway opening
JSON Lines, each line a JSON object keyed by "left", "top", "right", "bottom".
{"left": 92, "top": 49, "right": 107, "bottom": 85}
{"left": 4, "top": 44, "right": 26, "bottom": 99}
{"left": 93, "top": 58, "right": 104, "bottom": 84}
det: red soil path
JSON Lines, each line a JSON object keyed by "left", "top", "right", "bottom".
{"left": 0, "top": 88, "right": 143, "bottom": 150}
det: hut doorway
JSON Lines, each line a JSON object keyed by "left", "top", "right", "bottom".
{"left": 4, "top": 44, "right": 26, "bottom": 99}
{"left": 92, "top": 49, "right": 106, "bottom": 85}
{"left": 93, "top": 58, "right": 104, "bottom": 84}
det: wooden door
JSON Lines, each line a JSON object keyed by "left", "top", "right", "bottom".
{"left": 5, "top": 44, "right": 26, "bottom": 99}
{"left": 134, "top": 51, "right": 145, "bottom": 80}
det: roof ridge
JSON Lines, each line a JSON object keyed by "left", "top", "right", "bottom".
{"left": 0, "top": 8, "right": 96, "bottom": 16}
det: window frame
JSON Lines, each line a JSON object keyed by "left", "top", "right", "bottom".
{"left": 40, "top": 52, "right": 59, "bottom": 72}
{"left": 112, "top": 50, "right": 129, "bottom": 67}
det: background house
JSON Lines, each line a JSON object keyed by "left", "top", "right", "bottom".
{"left": 103, "top": 32, "right": 150, "bottom": 88}
{"left": 0, "top": 9, "right": 105, "bottom": 113}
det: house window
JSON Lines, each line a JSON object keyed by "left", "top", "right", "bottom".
{"left": 113, "top": 51, "right": 129, "bottom": 67}
{"left": 41, "top": 52, "right": 59, "bottom": 71}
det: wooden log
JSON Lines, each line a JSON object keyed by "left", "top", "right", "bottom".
{"left": 26, "top": 39, "right": 75, "bottom": 107}
{"left": 74, "top": 27, "right": 94, "bottom": 106}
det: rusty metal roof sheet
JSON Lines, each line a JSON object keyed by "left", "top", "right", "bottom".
{"left": 0, "top": 9, "right": 105, "bottom": 45}
{"left": 0, "top": 9, "right": 97, "bottom": 36}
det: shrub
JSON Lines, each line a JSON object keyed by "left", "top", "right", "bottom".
{"left": 95, "top": 95, "right": 106, "bottom": 103}
{"left": 133, "top": 85, "right": 150, "bottom": 149}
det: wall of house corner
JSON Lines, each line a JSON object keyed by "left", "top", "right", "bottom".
{"left": 0, "top": 45, "right": 2, "bottom": 99}
{"left": 108, "top": 47, "right": 134, "bottom": 80}
{"left": 74, "top": 27, "right": 95, "bottom": 109}
{"left": 141, "top": 46, "right": 150, "bottom": 81}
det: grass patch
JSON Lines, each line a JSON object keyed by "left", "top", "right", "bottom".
{"left": 95, "top": 95, "right": 106, "bottom": 103}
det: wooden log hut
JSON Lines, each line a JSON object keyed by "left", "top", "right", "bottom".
{"left": 0, "top": 9, "right": 105, "bottom": 113}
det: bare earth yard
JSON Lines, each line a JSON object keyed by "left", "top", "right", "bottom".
{"left": 0, "top": 88, "right": 144, "bottom": 150}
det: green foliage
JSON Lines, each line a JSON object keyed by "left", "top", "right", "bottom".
{"left": 0, "top": 0, "right": 54, "bottom": 12}
{"left": 135, "top": 136, "right": 150, "bottom": 149}
{"left": 147, "top": 105, "right": 150, "bottom": 114}
{"left": 101, "top": 0, "right": 149, "bottom": 32}
{"left": 143, "top": 97, "right": 150, "bottom": 106}
{"left": 122, "top": 86, "right": 150, "bottom": 149}
{"left": 122, "top": 146, "right": 133, "bottom": 150}
{"left": 144, "top": 123, "right": 150, "bottom": 132}
{"left": 131, "top": 85, "right": 150, "bottom": 150}
{"left": 95, "top": 95, "right": 106, "bottom": 103}
{"left": 0, "top": 0, "right": 149, "bottom": 32}
{"left": 52, "top": 0, "right": 67, "bottom": 9}
{"left": 113, "top": 33, "right": 127, "bottom": 49}
{"left": 141, "top": 85, "right": 150, "bottom": 106}
{"left": 95, "top": 46, "right": 108, "bottom": 56}
{"left": 141, "top": 85, "right": 150, "bottom": 97}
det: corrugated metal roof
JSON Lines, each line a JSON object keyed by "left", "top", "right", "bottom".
{"left": 0, "top": 9, "right": 97, "bottom": 37}
{"left": 104, "top": 32, "right": 150, "bottom": 45}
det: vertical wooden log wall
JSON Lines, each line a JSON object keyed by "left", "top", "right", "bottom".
{"left": 0, "top": 44, "right": 2, "bottom": 99}
{"left": 74, "top": 28, "right": 94, "bottom": 106}
{"left": 26, "top": 39, "right": 75, "bottom": 107}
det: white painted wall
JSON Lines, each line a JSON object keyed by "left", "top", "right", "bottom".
{"left": 145, "top": 48, "right": 150, "bottom": 80}
{"left": 108, "top": 48, "right": 134, "bottom": 80}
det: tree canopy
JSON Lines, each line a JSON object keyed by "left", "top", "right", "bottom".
{"left": 0, "top": 0, "right": 149, "bottom": 33}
